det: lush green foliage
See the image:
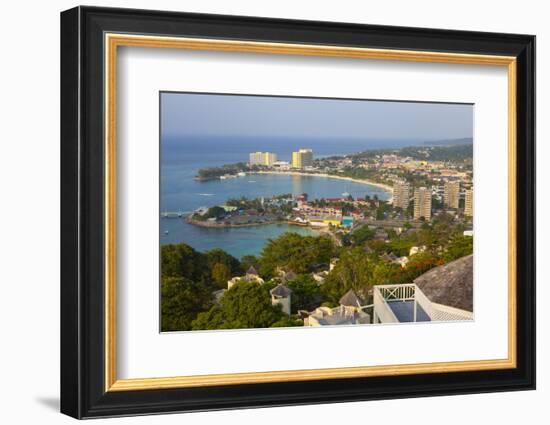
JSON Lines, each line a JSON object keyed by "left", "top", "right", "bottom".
{"left": 287, "top": 274, "right": 322, "bottom": 313}
{"left": 161, "top": 277, "right": 213, "bottom": 332}
{"left": 161, "top": 243, "right": 241, "bottom": 286}
{"left": 350, "top": 225, "right": 375, "bottom": 245}
{"left": 442, "top": 235, "right": 473, "bottom": 262}
{"left": 197, "top": 162, "right": 249, "bottom": 179}
{"left": 191, "top": 281, "right": 287, "bottom": 330}
{"left": 160, "top": 220, "right": 472, "bottom": 331}
{"left": 161, "top": 243, "right": 210, "bottom": 282}
{"left": 322, "top": 248, "right": 397, "bottom": 303}
{"left": 258, "top": 233, "right": 336, "bottom": 278}
{"left": 240, "top": 255, "right": 260, "bottom": 272}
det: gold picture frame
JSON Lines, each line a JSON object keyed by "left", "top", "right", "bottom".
{"left": 104, "top": 33, "right": 517, "bottom": 392}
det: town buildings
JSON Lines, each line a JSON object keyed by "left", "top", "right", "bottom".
{"left": 270, "top": 284, "right": 292, "bottom": 315}
{"left": 305, "top": 289, "right": 370, "bottom": 326}
{"left": 249, "top": 151, "right": 278, "bottom": 166}
{"left": 227, "top": 266, "right": 265, "bottom": 289}
{"left": 291, "top": 148, "right": 313, "bottom": 168}
{"left": 392, "top": 181, "right": 410, "bottom": 210}
{"left": 413, "top": 187, "right": 432, "bottom": 220}
{"left": 464, "top": 187, "right": 474, "bottom": 217}
{"left": 444, "top": 180, "right": 460, "bottom": 209}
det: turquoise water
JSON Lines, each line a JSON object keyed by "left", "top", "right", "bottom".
{"left": 161, "top": 221, "right": 319, "bottom": 258}
{"left": 160, "top": 173, "right": 390, "bottom": 258}
{"left": 160, "top": 138, "right": 392, "bottom": 258}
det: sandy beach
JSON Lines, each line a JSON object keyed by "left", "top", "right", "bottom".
{"left": 252, "top": 170, "right": 394, "bottom": 202}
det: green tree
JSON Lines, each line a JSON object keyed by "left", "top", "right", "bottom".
{"left": 161, "top": 277, "right": 213, "bottom": 332}
{"left": 366, "top": 239, "right": 388, "bottom": 254}
{"left": 323, "top": 248, "right": 379, "bottom": 303}
{"left": 205, "top": 248, "right": 242, "bottom": 276}
{"left": 287, "top": 274, "right": 322, "bottom": 313}
{"left": 161, "top": 243, "right": 208, "bottom": 282}
{"left": 388, "top": 233, "right": 418, "bottom": 257}
{"left": 240, "top": 255, "right": 260, "bottom": 272}
{"left": 211, "top": 262, "right": 231, "bottom": 288}
{"left": 204, "top": 205, "right": 226, "bottom": 219}
{"left": 442, "top": 235, "right": 473, "bottom": 262}
{"left": 270, "top": 316, "right": 303, "bottom": 327}
{"left": 191, "top": 281, "right": 285, "bottom": 330}
{"left": 259, "top": 233, "right": 335, "bottom": 278}
{"left": 350, "top": 225, "right": 375, "bottom": 245}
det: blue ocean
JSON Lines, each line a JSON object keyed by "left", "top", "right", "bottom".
{"left": 160, "top": 136, "right": 404, "bottom": 258}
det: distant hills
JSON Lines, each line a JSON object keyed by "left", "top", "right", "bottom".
{"left": 423, "top": 137, "right": 473, "bottom": 146}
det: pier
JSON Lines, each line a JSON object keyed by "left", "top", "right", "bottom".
{"left": 161, "top": 211, "right": 187, "bottom": 218}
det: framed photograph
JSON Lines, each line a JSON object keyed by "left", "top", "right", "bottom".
{"left": 60, "top": 6, "right": 535, "bottom": 419}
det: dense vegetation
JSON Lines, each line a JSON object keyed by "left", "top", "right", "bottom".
{"left": 398, "top": 144, "right": 473, "bottom": 162}
{"left": 196, "top": 162, "right": 249, "bottom": 179}
{"left": 161, "top": 212, "right": 472, "bottom": 332}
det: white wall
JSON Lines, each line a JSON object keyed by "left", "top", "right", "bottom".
{"left": 0, "top": 0, "right": 545, "bottom": 424}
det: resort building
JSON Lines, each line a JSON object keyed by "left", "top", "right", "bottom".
{"left": 444, "top": 180, "right": 460, "bottom": 209}
{"left": 413, "top": 187, "right": 432, "bottom": 220}
{"left": 270, "top": 284, "right": 292, "bottom": 315}
{"left": 291, "top": 148, "right": 313, "bottom": 168}
{"left": 272, "top": 160, "right": 291, "bottom": 170}
{"left": 464, "top": 187, "right": 474, "bottom": 217}
{"left": 392, "top": 181, "right": 410, "bottom": 210}
{"left": 249, "top": 151, "right": 278, "bottom": 166}
{"left": 227, "top": 266, "right": 265, "bottom": 289}
{"left": 372, "top": 255, "right": 473, "bottom": 323}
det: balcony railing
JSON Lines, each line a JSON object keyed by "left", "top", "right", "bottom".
{"left": 373, "top": 284, "right": 432, "bottom": 323}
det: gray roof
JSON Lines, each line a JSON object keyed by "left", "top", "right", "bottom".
{"left": 270, "top": 284, "right": 292, "bottom": 298}
{"left": 247, "top": 266, "right": 259, "bottom": 276}
{"left": 282, "top": 270, "right": 297, "bottom": 283}
{"left": 414, "top": 254, "right": 473, "bottom": 311}
{"left": 339, "top": 289, "right": 362, "bottom": 307}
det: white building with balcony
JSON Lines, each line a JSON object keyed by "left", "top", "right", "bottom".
{"left": 372, "top": 255, "right": 474, "bottom": 323}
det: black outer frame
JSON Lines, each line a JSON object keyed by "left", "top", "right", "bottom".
{"left": 60, "top": 5, "right": 536, "bottom": 419}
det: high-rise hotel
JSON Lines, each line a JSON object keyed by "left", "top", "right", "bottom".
{"left": 444, "top": 181, "right": 460, "bottom": 209}
{"left": 291, "top": 149, "right": 313, "bottom": 168}
{"left": 249, "top": 152, "right": 278, "bottom": 166}
{"left": 393, "top": 181, "right": 410, "bottom": 210}
{"left": 464, "top": 187, "right": 474, "bottom": 217}
{"left": 414, "top": 187, "right": 432, "bottom": 220}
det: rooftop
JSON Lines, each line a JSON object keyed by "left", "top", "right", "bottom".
{"left": 414, "top": 254, "right": 473, "bottom": 312}
{"left": 339, "top": 289, "right": 362, "bottom": 307}
{"left": 270, "top": 284, "right": 292, "bottom": 298}
{"left": 247, "top": 266, "right": 259, "bottom": 276}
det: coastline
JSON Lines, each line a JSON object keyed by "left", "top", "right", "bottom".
{"left": 252, "top": 170, "right": 394, "bottom": 201}
{"left": 185, "top": 216, "right": 321, "bottom": 231}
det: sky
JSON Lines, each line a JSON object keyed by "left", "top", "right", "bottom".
{"left": 161, "top": 92, "right": 473, "bottom": 143}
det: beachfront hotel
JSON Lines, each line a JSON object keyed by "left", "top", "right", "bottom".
{"left": 392, "top": 181, "right": 410, "bottom": 210}
{"left": 444, "top": 180, "right": 460, "bottom": 209}
{"left": 413, "top": 187, "right": 432, "bottom": 220}
{"left": 249, "top": 151, "right": 278, "bottom": 166}
{"left": 291, "top": 148, "right": 313, "bottom": 168}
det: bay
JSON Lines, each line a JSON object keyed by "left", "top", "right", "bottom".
{"left": 160, "top": 137, "right": 393, "bottom": 258}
